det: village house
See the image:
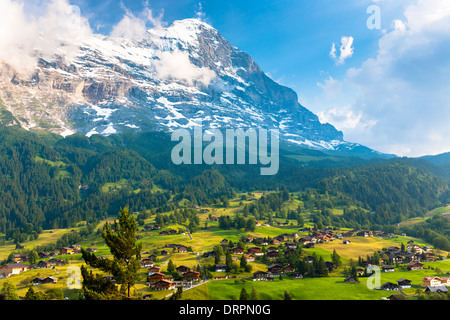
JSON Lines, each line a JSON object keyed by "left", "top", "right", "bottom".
{"left": 152, "top": 280, "right": 175, "bottom": 291}
{"left": 406, "top": 244, "right": 423, "bottom": 254}
{"left": 232, "top": 247, "right": 244, "bottom": 255}
{"left": 32, "top": 276, "right": 57, "bottom": 285}
{"left": 177, "top": 245, "right": 188, "bottom": 253}
{"left": 422, "top": 276, "right": 442, "bottom": 287}
{"left": 140, "top": 259, "right": 154, "bottom": 268}
{"left": 268, "top": 263, "right": 284, "bottom": 276}
{"left": 147, "top": 272, "right": 165, "bottom": 282}
{"left": 148, "top": 266, "right": 162, "bottom": 275}
{"left": 397, "top": 279, "right": 412, "bottom": 289}
{"left": 407, "top": 262, "right": 424, "bottom": 271}
{"left": 13, "top": 254, "right": 28, "bottom": 262}
{"left": 0, "top": 263, "right": 29, "bottom": 278}
{"left": 424, "top": 286, "right": 448, "bottom": 294}
{"left": 244, "top": 254, "right": 256, "bottom": 262}
{"left": 182, "top": 271, "right": 200, "bottom": 281}
{"left": 441, "top": 277, "right": 450, "bottom": 286}
{"left": 253, "top": 271, "right": 269, "bottom": 281}
{"left": 215, "top": 264, "right": 227, "bottom": 272}
{"left": 176, "top": 265, "right": 191, "bottom": 274}
{"left": 267, "top": 251, "right": 279, "bottom": 259}
{"left": 48, "top": 258, "right": 66, "bottom": 266}
{"left": 59, "top": 247, "right": 74, "bottom": 255}
{"left": 382, "top": 265, "right": 395, "bottom": 272}
{"left": 381, "top": 282, "right": 399, "bottom": 291}
{"left": 36, "top": 260, "right": 52, "bottom": 269}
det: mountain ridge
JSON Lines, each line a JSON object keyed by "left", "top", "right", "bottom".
{"left": 0, "top": 18, "right": 387, "bottom": 158}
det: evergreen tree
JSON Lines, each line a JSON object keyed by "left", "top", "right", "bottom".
{"left": 1, "top": 281, "right": 19, "bottom": 300}
{"left": 239, "top": 287, "right": 249, "bottom": 300}
{"left": 81, "top": 207, "right": 142, "bottom": 300}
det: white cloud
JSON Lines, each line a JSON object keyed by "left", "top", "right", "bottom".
{"left": 153, "top": 51, "right": 216, "bottom": 87}
{"left": 0, "top": 0, "right": 92, "bottom": 76}
{"left": 330, "top": 36, "right": 354, "bottom": 65}
{"left": 110, "top": 5, "right": 166, "bottom": 39}
{"left": 322, "top": 0, "right": 450, "bottom": 157}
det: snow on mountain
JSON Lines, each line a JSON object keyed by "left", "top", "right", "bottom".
{"left": 0, "top": 18, "right": 376, "bottom": 155}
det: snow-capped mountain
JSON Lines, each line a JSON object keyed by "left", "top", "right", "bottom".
{"left": 0, "top": 18, "right": 382, "bottom": 155}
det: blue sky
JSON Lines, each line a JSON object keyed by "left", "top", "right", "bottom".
{"left": 13, "top": 0, "right": 450, "bottom": 157}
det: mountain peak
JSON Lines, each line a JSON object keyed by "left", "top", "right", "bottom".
{"left": 0, "top": 16, "right": 386, "bottom": 158}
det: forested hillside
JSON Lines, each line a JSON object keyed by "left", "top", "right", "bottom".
{"left": 0, "top": 127, "right": 448, "bottom": 248}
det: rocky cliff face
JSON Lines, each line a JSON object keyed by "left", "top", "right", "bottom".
{"left": 0, "top": 18, "right": 357, "bottom": 152}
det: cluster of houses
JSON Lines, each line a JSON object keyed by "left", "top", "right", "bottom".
{"left": 379, "top": 276, "right": 450, "bottom": 295}
{"left": 0, "top": 257, "right": 67, "bottom": 280}
{"left": 381, "top": 243, "right": 436, "bottom": 265}
{"left": 146, "top": 264, "right": 201, "bottom": 291}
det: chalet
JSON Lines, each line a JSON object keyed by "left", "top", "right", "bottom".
{"left": 243, "top": 237, "right": 254, "bottom": 243}
{"left": 60, "top": 247, "right": 74, "bottom": 255}
{"left": 422, "top": 277, "right": 442, "bottom": 287}
{"left": 152, "top": 280, "right": 175, "bottom": 291}
{"left": 177, "top": 245, "right": 188, "bottom": 253}
{"left": 203, "top": 251, "right": 215, "bottom": 258}
{"left": 424, "top": 286, "right": 448, "bottom": 294}
{"left": 244, "top": 254, "right": 256, "bottom": 262}
{"left": 304, "top": 243, "right": 315, "bottom": 249}
{"left": 267, "top": 246, "right": 278, "bottom": 253}
{"left": 183, "top": 271, "right": 200, "bottom": 281}
{"left": 147, "top": 254, "right": 157, "bottom": 261}
{"left": 48, "top": 258, "right": 66, "bottom": 266}
{"left": 440, "top": 277, "right": 450, "bottom": 286}
{"left": 357, "top": 231, "right": 370, "bottom": 238}
{"left": 161, "top": 250, "right": 169, "bottom": 256}
{"left": 140, "top": 259, "right": 154, "bottom": 268}
{"left": 32, "top": 276, "right": 57, "bottom": 285}
{"left": 215, "top": 264, "right": 227, "bottom": 272}
{"left": 38, "top": 252, "right": 51, "bottom": 259}
{"left": 253, "top": 271, "right": 269, "bottom": 281}
{"left": 397, "top": 279, "right": 412, "bottom": 289}
{"left": 389, "top": 254, "right": 404, "bottom": 264}
{"left": 283, "top": 265, "right": 295, "bottom": 273}
{"left": 148, "top": 272, "right": 165, "bottom": 282}
{"left": 86, "top": 248, "right": 98, "bottom": 253}
{"left": 232, "top": 247, "right": 244, "bottom": 255}
{"left": 343, "top": 240, "right": 351, "bottom": 245}
{"left": 407, "top": 262, "right": 424, "bottom": 271}
{"left": 268, "top": 264, "right": 284, "bottom": 275}
{"left": 176, "top": 265, "right": 191, "bottom": 274}
{"left": 285, "top": 242, "right": 297, "bottom": 249}
{"left": 36, "top": 260, "right": 52, "bottom": 269}
{"left": 271, "top": 239, "right": 281, "bottom": 245}
{"left": 406, "top": 244, "right": 423, "bottom": 254}
{"left": 422, "top": 246, "right": 433, "bottom": 252}
{"left": 248, "top": 247, "right": 262, "bottom": 255}
{"left": 148, "top": 266, "right": 162, "bottom": 275}
{"left": 159, "top": 231, "right": 169, "bottom": 236}
{"left": 0, "top": 263, "right": 29, "bottom": 278}
{"left": 382, "top": 265, "right": 395, "bottom": 272}
{"left": 267, "top": 252, "right": 279, "bottom": 259}
{"left": 221, "top": 239, "right": 229, "bottom": 244}
{"left": 13, "top": 254, "right": 28, "bottom": 262}
{"left": 381, "top": 282, "right": 398, "bottom": 291}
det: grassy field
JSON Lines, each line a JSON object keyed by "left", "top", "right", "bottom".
{"left": 1, "top": 193, "right": 449, "bottom": 301}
